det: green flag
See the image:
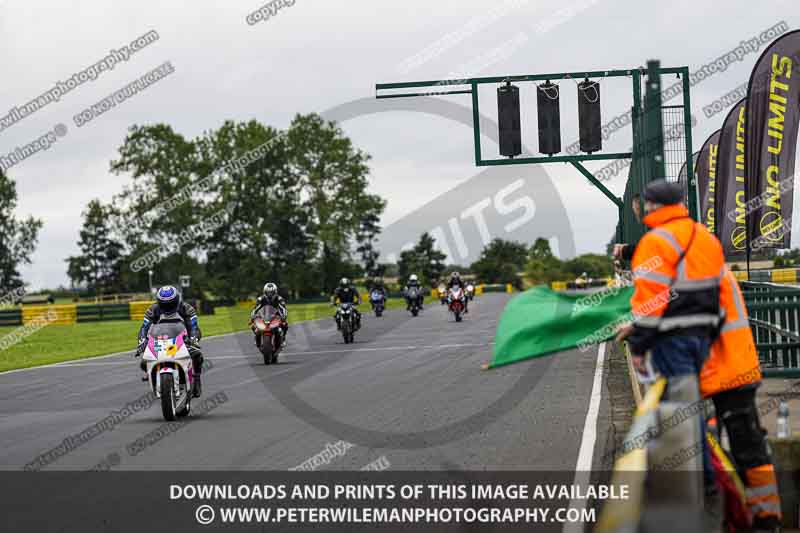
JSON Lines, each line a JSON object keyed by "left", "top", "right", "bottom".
{"left": 488, "top": 285, "right": 634, "bottom": 368}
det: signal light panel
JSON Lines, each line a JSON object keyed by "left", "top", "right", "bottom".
{"left": 497, "top": 83, "right": 522, "bottom": 157}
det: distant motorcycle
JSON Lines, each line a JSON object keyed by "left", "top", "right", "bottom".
{"left": 466, "top": 283, "right": 475, "bottom": 301}
{"left": 447, "top": 286, "right": 466, "bottom": 322}
{"left": 438, "top": 284, "right": 448, "bottom": 305}
{"left": 406, "top": 286, "right": 422, "bottom": 317}
{"left": 369, "top": 289, "right": 386, "bottom": 317}
{"left": 250, "top": 305, "right": 285, "bottom": 365}
{"left": 338, "top": 303, "right": 357, "bottom": 344}
{"left": 139, "top": 314, "right": 195, "bottom": 421}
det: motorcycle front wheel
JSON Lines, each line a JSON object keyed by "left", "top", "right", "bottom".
{"left": 260, "top": 337, "right": 274, "bottom": 365}
{"left": 160, "top": 374, "right": 177, "bottom": 421}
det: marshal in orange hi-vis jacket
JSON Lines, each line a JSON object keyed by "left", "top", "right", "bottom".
{"left": 628, "top": 203, "right": 725, "bottom": 356}
{"left": 700, "top": 268, "right": 761, "bottom": 398}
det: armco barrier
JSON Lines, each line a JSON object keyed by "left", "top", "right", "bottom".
{"left": 597, "top": 378, "right": 667, "bottom": 531}
{"left": 772, "top": 268, "right": 798, "bottom": 284}
{"left": 551, "top": 278, "right": 613, "bottom": 290}
{"left": 481, "top": 284, "right": 507, "bottom": 293}
{"left": 22, "top": 305, "right": 77, "bottom": 325}
{"left": 76, "top": 304, "right": 131, "bottom": 323}
{"left": 128, "top": 301, "right": 152, "bottom": 321}
{"left": 0, "top": 308, "right": 22, "bottom": 326}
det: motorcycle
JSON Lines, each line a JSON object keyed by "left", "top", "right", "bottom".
{"left": 338, "top": 302, "right": 357, "bottom": 344}
{"left": 466, "top": 283, "right": 475, "bottom": 301}
{"left": 438, "top": 284, "right": 448, "bottom": 305}
{"left": 406, "top": 286, "right": 421, "bottom": 316}
{"left": 369, "top": 289, "right": 385, "bottom": 317}
{"left": 139, "top": 314, "right": 195, "bottom": 421}
{"left": 447, "top": 286, "right": 466, "bottom": 322}
{"left": 250, "top": 305, "right": 285, "bottom": 365}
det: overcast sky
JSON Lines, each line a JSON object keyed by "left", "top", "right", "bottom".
{"left": 2, "top": 0, "right": 799, "bottom": 289}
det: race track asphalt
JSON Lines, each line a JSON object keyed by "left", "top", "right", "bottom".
{"left": 0, "top": 293, "right": 614, "bottom": 473}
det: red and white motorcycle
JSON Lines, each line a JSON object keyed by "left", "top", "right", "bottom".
{"left": 250, "top": 305, "right": 285, "bottom": 365}
{"left": 447, "top": 286, "right": 466, "bottom": 322}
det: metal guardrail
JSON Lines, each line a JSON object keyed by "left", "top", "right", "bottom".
{"left": 551, "top": 278, "right": 614, "bottom": 290}
{"left": 597, "top": 377, "right": 667, "bottom": 531}
{"left": 599, "top": 349, "right": 708, "bottom": 532}
{"left": 733, "top": 268, "right": 800, "bottom": 284}
{"left": 0, "top": 308, "right": 22, "bottom": 326}
{"left": 76, "top": 303, "right": 131, "bottom": 323}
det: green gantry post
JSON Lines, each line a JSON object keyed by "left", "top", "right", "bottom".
{"left": 644, "top": 60, "right": 666, "bottom": 185}
{"left": 681, "top": 67, "right": 698, "bottom": 220}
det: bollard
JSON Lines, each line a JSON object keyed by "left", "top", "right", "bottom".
{"left": 777, "top": 400, "right": 790, "bottom": 438}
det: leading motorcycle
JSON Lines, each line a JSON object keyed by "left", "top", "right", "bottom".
{"left": 139, "top": 314, "right": 195, "bottom": 421}
{"left": 338, "top": 303, "right": 357, "bottom": 344}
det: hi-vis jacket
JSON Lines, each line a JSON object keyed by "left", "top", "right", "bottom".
{"left": 700, "top": 267, "right": 761, "bottom": 398}
{"left": 628, "top": 204, "right": 726, "bottom": 355}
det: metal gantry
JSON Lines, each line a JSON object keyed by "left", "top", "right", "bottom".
{"left": 376, "top": 61, "right": 698, "bottom": 242}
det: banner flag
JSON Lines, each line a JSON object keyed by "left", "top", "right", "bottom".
{"left": 677, "top": 151, "right": 699, "bottom": 210}
{"left": 696, "top": 129, "right": 721, "bottom": 233}
{"left": 716, "top": 98, "right": 748, "bottom": 256}
{"left": 745, "top": 30, "right": 800, "bottom": 249}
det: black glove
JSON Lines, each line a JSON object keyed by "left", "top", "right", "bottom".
{"left": 189, "top": 336, "right": 200, "bottom": 347}
{"left": 135, "top": 338, "right": 146, "bottom": 356}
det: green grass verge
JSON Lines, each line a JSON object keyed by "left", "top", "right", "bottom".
{"left": 0, "top": 299, "right": 408, "bottom": 373}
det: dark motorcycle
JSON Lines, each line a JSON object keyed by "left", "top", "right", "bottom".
{"left": 406, "top": 286, "right": 421, "bottom": 317}
{"left": 339, "top": 303, "right": 357, "bottom": 344}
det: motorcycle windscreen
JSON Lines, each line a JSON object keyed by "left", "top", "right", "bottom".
{"left": 255, "top": 305, "right": 278, "bottom": 319}
{"left": 149, "top": 321, "right": 186, "bottom": 338}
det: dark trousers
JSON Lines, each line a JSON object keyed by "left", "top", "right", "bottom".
{"left": 711, "top": 385, "right": 770, "bottom": 470}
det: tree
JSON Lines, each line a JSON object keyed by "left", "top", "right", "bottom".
{"left": 355, "top": 212, "right": 382, "bottom": 277}
{"left": 529, "top": 237, "right": 555, "bottom": 260}
{"left": 106, "top": 115, "right": 385, "bottom": 298}
{"left": 470, "top": 239, "right": 528, "bottom": 287}
{"left": 525, "top": 258, "right": 567, "bottom": 285}
{"left": 0, "top": 170, "right": 42, "bottom": 291}
{"left": 286, "top": 114, "right": 385, "bottom": 292}
{"left": 397, "top": 232, "right": 446, "bottom": 286}
{"left": 562, "top": 254, "right": 613, "bottom": 279}
{"left": 111, "top": 124, "right": 201, "bottom": 247}
{"left": 65, "top": 200, "right": 124, "bottom": 294}
{"left": 196, "top": 120, "right": 312, "bottom": 298}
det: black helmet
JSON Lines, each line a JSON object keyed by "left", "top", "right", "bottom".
{"left": 156, "top": 285, "right": 181, "bottom": 314}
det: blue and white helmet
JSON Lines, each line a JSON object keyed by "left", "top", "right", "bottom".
{"left": 156, "top": 285, "right": 181, "bottom": 314}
